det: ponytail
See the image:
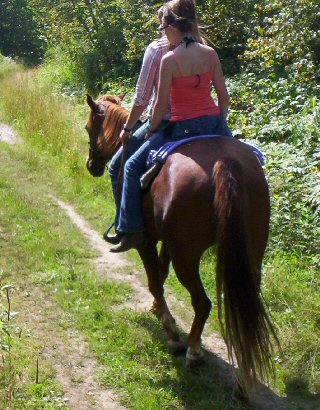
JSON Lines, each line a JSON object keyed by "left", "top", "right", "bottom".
{"left": 160, "top": 0, "right": 205, "bottom": 43}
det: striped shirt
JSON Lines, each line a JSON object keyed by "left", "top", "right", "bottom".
{"left": 133, "top": 36, "right": 171, "bottom": 120}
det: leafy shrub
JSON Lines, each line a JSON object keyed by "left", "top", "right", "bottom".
{"left": 228, "top": 72, "right": 320, "bottom": 144}
{"left": 243, "top": 0, "right": 320, "bottom": 82}
{"left": 263, "top": 141, "right": 320, "bottom": 257}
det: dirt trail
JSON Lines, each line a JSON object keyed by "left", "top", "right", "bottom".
{"left": 1, "top": 125, "right": 126, "bottom": 410}
{"left": 18, "top": 286, "right": 126, "bottom": 410}
{"left": 0, "top": 123, "right": 21, "bottom": 144}
{"left": 51, "top": 196, "right": 154, "bottom": 312}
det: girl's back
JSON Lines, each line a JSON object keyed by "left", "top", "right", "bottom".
{"left": 170, "top": 43, "right": 215, "bottom": 78}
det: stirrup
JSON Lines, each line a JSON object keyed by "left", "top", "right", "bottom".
{"left": 140, "top": 161, "right": 163, "bottom": 190}
{"left": 103, "top": 222, "right": 115, "bottom": 240}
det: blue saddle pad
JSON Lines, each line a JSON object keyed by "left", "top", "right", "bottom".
{"left": 146, "top": 135, "right": 265, "bottom": 167}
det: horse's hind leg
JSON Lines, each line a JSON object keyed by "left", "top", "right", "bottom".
{"left": 149, "top": 243, "right": 171, "bottom": 315}
{"left": 171, "top": 250, "right": 212, "bottom": 366}
{"left": 138, "top": 240, "right": 185, "bottom": 354}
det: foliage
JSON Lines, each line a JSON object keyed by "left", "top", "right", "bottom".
{"left": 0, "top": 54, "right": 19, "bottom": 82}
{"left": 243, "top": 0, "right": 320, "bottom": 82}
{"left": 228, "top": 72, "right": 320, "bottom": 144}
{"left": 197, "top": 0, "right": 258, "bottom": 73}
{"left": 0, "top": 0, "right": 44, "bottom": 65}
{"left": 265, "top": 141, "right": 320, "bottom": 257}
{"left": 1, "top": 0, "right": 319, "bottom": 91}
{"left": 27, "top": 0, "right": 161, "bottom": 92}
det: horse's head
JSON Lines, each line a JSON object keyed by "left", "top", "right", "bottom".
{"left": 85, "top": 94, "right": 128, "bottom": 177}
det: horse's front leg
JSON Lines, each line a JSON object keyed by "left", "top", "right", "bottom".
{"left": 138, "top": 240, "right": 186, "bottom": 354}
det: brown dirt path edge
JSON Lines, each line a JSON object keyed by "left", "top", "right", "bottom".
{"left": 0, "top": 126, "right": 126, "bottom": 410}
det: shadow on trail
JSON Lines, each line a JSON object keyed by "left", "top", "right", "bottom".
{"left": 135, "top": 315, "right": 320, "bottom": 410}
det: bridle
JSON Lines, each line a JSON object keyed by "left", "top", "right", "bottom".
{"left": 87, "top": 104, "right": 108, "bottom": 159}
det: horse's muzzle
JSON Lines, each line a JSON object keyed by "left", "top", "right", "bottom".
{"left": 86, "top": 158, "right": 106, "bottom": 177}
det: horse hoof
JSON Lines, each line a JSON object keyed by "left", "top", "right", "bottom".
{"left": 149, "top": 300, "right": 161, "bottom": 317}
{"left": 186, "top": 348, "right": 205, "bottom": 368}
{"left": 167, "top": 339, "right": 186, "bottom": 355}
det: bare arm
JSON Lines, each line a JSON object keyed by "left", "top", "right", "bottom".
{"left": 149, "top": 55, "right": 173, "bottom": 132}
{"left": 211, "top": 50, "right": 229, "bottom": 121}
{"left": 119, "top": 105, "right": 146, "bottom": 142}
{"left": 120, "top": 40, "right": 167, "bottom": 142}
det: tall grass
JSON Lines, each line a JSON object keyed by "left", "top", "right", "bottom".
{"left": 0, "top": 55, "right": 18, "bottom": 82}
{"left": 0, "top": 65, "right": 116, "bottom": 231}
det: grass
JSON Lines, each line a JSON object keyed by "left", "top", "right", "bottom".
{"left": 0, "top": 61, "right": 319, "bottom": 407}
{"left": 0, "top": 191, "right": 69, "bottom": 407}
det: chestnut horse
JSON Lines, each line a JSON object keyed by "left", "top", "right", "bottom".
{"left": 85, "top": 94, "right": 278, "bottom": 394}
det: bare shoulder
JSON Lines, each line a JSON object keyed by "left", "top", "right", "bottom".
{"left": 161, "top": 51, "right": 176, "bottom": 69}
{"left": 200, "top": 44, "right": 219, "bottom": 60}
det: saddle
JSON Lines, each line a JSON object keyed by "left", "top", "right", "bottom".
{"left": 140, "top": 135, "right": 265, "bottom": 191}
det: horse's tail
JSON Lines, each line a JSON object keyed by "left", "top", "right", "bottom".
{"left": 213, "top": 158, "right": 277, "bottom": 392}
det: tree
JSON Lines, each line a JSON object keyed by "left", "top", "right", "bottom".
{"left": 0, "top": 0, "right": 44, "bottom": 64}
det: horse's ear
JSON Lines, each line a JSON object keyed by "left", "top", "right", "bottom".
{"left": 119, "top": 92, "right": 127, "bottom": 102}
{"left": 86, "top": 94, "right": 101, "bottom": 115}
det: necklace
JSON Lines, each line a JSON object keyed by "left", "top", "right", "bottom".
{"left": 178, "top": 36, "right": 196, "bottom": 48}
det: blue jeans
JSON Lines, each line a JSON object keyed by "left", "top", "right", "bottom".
{"left": 171, "top": 115, "right": 233, "bottom": 140}
{"left": 108, "top": 120, "right": 150, "bottom": 229}
{"left": 117, "top": 121, "right": 170, "bottom": 233}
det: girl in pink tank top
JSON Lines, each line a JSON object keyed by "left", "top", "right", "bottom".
{"left": 148, "top": 1, "right": 233, "bottom": 139}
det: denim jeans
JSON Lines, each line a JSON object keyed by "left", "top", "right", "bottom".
{"left": 171, "top": 115, "right": 233, "bottom": 140}
{"left": 108, "top": 120, "right": 150, "bottom": 229}
{"left": 117, "top": 121, "right": 170, "bottom": 233}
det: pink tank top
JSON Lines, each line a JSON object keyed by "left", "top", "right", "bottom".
{"left": 170, "top": 52, "right": 220, "bottom": 122}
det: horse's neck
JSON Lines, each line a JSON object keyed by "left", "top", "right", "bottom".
{"left": 101, "top": 103, "right": 129, "bottom": 159}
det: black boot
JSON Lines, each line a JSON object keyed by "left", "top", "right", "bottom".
{"left": 110, "top": 232, "right": 147, "bottom": 253}
{"left": 103, "top": 231, "right": 123, "bottom": 245}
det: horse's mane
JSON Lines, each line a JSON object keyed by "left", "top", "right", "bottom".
{"left": 97, "top": 94, "right": 122, "bottom": 106}
{"left": 96, "top": 94, "right": 130, "bottom": 157}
